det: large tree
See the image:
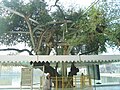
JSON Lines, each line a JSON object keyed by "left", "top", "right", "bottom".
{"left": 0, "top": 0, "right": 119, "bottom": 55}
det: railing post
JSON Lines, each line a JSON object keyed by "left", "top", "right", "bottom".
{"left": 80, "top": 74, "right": 85, "bottom": 88}
{"left": 80, "top": 76, "right": 81, "bottom": 88}
{"left": 74, "top": 76, "right": 76, "bottom": 87}
{"left": 56, "top": 76, "right": 58, "bottom": 90}
{"left": 89, "top": 76, "right": 91, "bottom": 86}
{"left": 62, "top": 76, "right": 64, "bottom": 90}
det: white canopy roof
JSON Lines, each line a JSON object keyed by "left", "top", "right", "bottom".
{"left": 0, "top": 55, "right": 120, "bottom": 65}
{"left": 0, "top": 55, "right": 79, "bottom": 63}
{"left": 80, "top": 55, "right": 120, "bottom": 63}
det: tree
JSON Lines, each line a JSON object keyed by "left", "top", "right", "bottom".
{"left": 101, "top": 0, "right": 120, "bottom": 47}
{"left": 64, "top": 0, "right": 120, "bottom": 55}
{"left": 0, "top": 0, "right": 120, "bottom": 76}
{"left": 0, "top": 0, "right": 119, "bottom": 55}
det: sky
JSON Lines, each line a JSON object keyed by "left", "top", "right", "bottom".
{"left": 101, "top": 46, "right": 120, "bottom": 55}
{"left": 0, "top": 0, "right": 119, "bottom": 55}
{"left": 0, "top": 43, "right": 31, "bottom": 55}
{"left": 45, "top": 0, "right": 95, "bottom": 9}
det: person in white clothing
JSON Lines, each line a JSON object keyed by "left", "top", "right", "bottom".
{"left": 43, "top": 73, "right": 52, "bottom": 90}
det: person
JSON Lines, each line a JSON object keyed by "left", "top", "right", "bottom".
{"left": 43, "top": 73, "right": 52, "bottom": 90}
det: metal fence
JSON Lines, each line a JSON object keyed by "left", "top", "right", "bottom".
{"left": 51, "top": 75, "right": 92, "bottom": 90}
{"left": 0, "top": 66, "right": 92, "bottom": 90}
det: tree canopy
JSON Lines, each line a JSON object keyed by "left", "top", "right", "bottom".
{"left": 0, "top": 0, "right": 119, "bottom": 55}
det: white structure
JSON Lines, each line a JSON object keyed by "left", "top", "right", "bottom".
{"left": 49, "top": 48, "right": 57, "bottom": 55}
{"left": 0, "top": 55, "right": 120, "bottom": 65}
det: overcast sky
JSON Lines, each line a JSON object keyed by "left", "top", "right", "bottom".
{"left": 45, "top": 0, "right": 95, "bottom": 8}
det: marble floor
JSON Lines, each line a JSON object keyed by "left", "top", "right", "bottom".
{"left": 0, "top": 85, "right": 120, "bottom": 90}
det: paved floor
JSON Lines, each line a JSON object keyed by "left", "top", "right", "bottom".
{"left": 53, "top": 86, "right": 120, "bottom": 90}
{"left": 92, "top": 86, "right": 120, "bottom": 90}
{"left": 0, "top": 85, "right": 120, "bottom": 90}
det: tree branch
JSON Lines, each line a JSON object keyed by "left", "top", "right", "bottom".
{"left": 0, "top": 4, "right": 39, "bottom": 24}
{"left": 36, "top": 28, "right": 50, "bottom": 55}
{"left": 48, "top": 0, "right": 65, "bottom": 19}
{"left": 25, "top": 16, "right": 36, "bottom": 52}
{"left": 79, "top": 46, "right": 99, "bottom": 55}
{"left": 55, "top": 0, "right": 59, "bottom": 5}
{"left": 0, "top": 48, "right": 33, "bottom": 55}
{"left": 54, "top": 5, "right": 65, "bottom": 20}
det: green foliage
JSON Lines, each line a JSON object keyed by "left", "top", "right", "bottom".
{"left": 102, "top": 0, "right": 120, "bottom": 48}
{"left": 0, "top": 0, "right": 52, "bottom": 46}
{"left": 0, "top": 17, "right": 8, "bottom": 34}
{"left": 63, "top": 6, "right": 108, "bottom": 54}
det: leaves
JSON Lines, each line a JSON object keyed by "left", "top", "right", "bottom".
{"left": 0, "top": 17, "right": 8, "bottom": 34}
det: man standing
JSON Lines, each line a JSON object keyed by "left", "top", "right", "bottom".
{"left": 43, "top": 73, "right": 52, "bottom": 90}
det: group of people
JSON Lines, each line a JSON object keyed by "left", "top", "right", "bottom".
{"left": 43, "top": 73, "right": 52, "bottom": 90}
